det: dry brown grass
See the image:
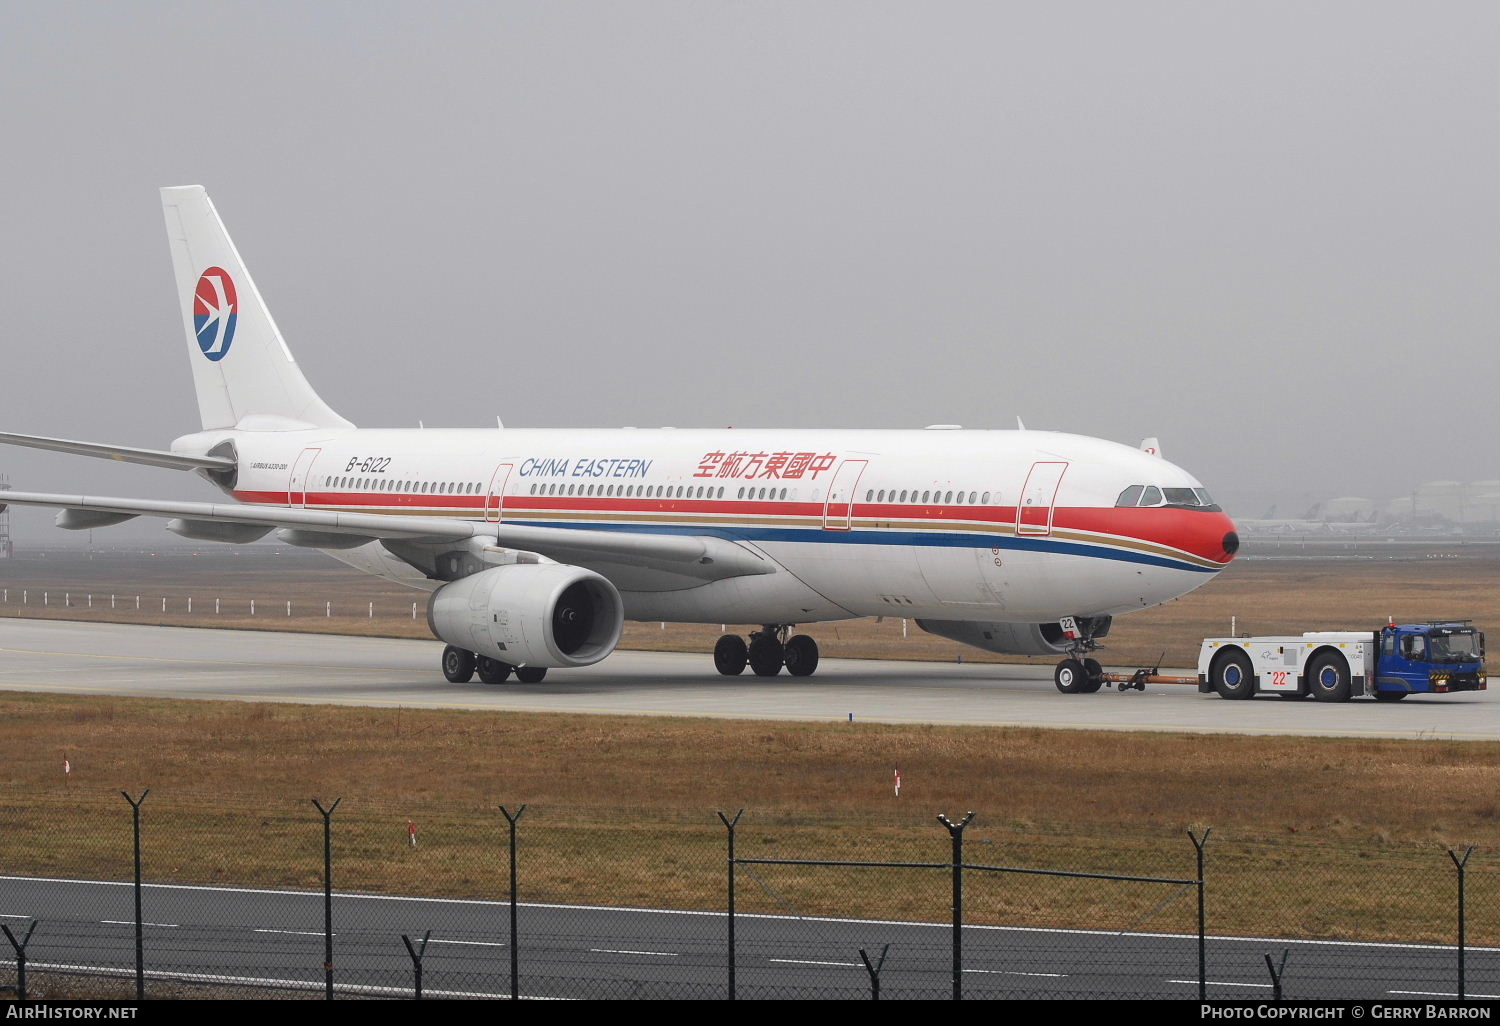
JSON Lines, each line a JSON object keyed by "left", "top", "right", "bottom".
{"left": 4, "top": 692, "right": 1491, "bottom": 836}
{"left": 0, "top": 692, "right": 1493, "bottom": 942}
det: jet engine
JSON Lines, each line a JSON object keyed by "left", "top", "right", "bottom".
{"left": 915, "top": 617, "right": 1112, "bottom": 656}
{"left": 427, "top": 564, "right": 624, "bottom": 668}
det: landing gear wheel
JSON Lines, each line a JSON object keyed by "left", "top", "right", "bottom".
{"left": 1373, "top": 690, "right": 1409, "bottom": 702}
{"left": 442, "top": 645, "right": 476, "bottom": 683}
{"left": 1054, "top": 658, "right": 1089, "bottom": 694}
{"left": 748, "top": 636, "right": 785, "bottom": 677}
{"left": 783, "top": 635, "right": 820, "bottom": 677}
{"left": 1307, "top": 652, "right": 1351, "bottom": 703}
{"left": 476, "top": 656, "right": 512, "bottom": 685}
{"left": 1210, "top": 650, "right": 1256, "bottom": 700}
{"left": 1077, "top": 657, "right": 1104, "bottom": 694}
{"left": 714, "top": 635, "right": 748, "bottom": 676}
{"left": 514, "top": 666, "right": 548, "bottom": 684}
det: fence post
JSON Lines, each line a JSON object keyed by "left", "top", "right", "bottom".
{"left": 311, "top": 798, "right": 342, "bottom": 1000}
{"left": 937, "top": 811, "right": 975, "bottom": 1001}
{"left": 1448, "top": 845, "right": 1473, "bottom": 1000}
{"left": 499, "top": 804, "right": 527, "bottom": 1000}
{"left": 859, "top": 944, "right": 890, "bottom": 1000}
{"left": 401, "top": 931, "right": 431, "bottom": 1000}
{"left": 1189, "top": 828, "right": 1212, "bottom": 1002}
{"left": 1, "top": 921, "right": 37, "bottom": 1001}
{"left": 1263, "top": 950, "right": 1290, "bottom": 1000}
{"left": 121, "top": 789, "right": 151, "bottom": 1000}
{"left": 717, "top": 809, "right": 744, "bottom": 1001}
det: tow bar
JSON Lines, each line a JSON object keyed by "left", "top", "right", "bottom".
{"left": 1096, "top": 654, "right": 1200, "bottom": 692}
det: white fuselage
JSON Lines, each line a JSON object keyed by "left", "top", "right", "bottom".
{"left": 188, "top": 425, "right": 1240, "bottom": 627}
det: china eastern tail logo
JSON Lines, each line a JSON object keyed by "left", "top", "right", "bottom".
{"left": 193, "top": 267, "right": 238, "bottom": 361}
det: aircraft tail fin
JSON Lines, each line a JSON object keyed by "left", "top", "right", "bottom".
{"left": 161, "top": 186, "right": 352, "bottom": 432}
{"left": 1139, "top": 437, "right": 1162, "bottom": 457}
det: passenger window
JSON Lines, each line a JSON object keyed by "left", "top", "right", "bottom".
{"left": 899, "top": 490, "right": 908, "bottom": 502}
{"left": 944, "top": 491, "right": 953, "bottom": 504}
{"left": 981, "top": 491, "right": 990, "bottom": 504}
{"left": 1116, "top": 485, "right": 1145, "bottom": 507}
{"left": 922, "top": 490, "right": 930, "bottom": 503}
{"left": 779, "top": 488, "right": 787, "bottom": 500}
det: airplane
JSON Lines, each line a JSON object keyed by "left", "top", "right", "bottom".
{"left": 0, "top": 186, "right": 1240, "bottom": 692}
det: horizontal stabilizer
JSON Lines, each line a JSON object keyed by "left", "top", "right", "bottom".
{"left": 0, "top": 431, "right": 235, "bottom": 472}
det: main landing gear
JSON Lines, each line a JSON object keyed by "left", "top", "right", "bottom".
{"left": 441, "top": 645, "right": 547, "bottom": 685}
{"left": 714, "top": 626, "right": 820, "bottom": 678}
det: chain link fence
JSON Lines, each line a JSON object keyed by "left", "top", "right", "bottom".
{"left": 0, "top": 788, "right": 1493, "bottom": 1000}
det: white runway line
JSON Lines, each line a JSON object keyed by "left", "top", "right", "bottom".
{"left": 590, "top": 947, "right": 680, "bottom": 957}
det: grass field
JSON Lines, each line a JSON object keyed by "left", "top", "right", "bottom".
{"left": 0, "top": 543, "right": 1494, "bottom": 946}
{"left": 0, "top": 692, "right": 1493, "bottom": 943}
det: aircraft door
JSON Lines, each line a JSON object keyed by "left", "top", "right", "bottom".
{"left": 1017, "top": 461, "right": 1068, "bottom": 536}
{"left": 287, "top": 447, "right": 321, "bottom": 508}
{"left": 822, "top": 459, "right": 868, "bottom": 530}
{"left": 485, "top": 463, "right": 515, "bottom": 522}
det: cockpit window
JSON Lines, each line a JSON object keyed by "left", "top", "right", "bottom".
{"left": 1115, "top": 484, "right": 1222, "bottom": 511}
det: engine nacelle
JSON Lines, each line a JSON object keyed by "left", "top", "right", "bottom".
{"left": 427, "top": 564, "right": 623, "bottom": 668}
{"left": 915, "top": 617, "right": 1112, "bottom": 656}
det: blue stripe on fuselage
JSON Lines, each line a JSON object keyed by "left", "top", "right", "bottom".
{"left": 504, "top": 518, "right": 1220, "bottom": 574}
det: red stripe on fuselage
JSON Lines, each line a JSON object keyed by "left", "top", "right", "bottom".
{"left": 237, "top": 490, "right": 1236, "bottom": 564}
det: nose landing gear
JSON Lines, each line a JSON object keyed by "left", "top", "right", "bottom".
{"left": 1052, "top": 618, "right": 1106, "bottom": 694}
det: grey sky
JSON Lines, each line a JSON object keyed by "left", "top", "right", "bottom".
{"left": 1, "top": 2, "right": 1495, "bottom": 541}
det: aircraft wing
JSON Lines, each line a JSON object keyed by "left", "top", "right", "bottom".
{"left": 0, "top": 491, "right": 775, "bottom": 583}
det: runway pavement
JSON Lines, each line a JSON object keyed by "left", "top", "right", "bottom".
{"left": 0, "top": 618, "right": 1493, "bottom": 739}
